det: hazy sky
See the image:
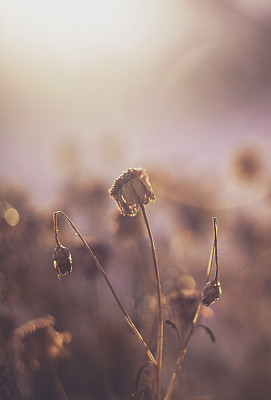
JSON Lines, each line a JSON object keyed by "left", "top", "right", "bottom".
{"left": 1, "top": 0, "right": 271, "bottom": 204}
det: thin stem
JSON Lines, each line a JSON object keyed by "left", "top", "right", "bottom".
{"left": 49, "top": 362, "right": 69, "bottom": 400}
{"left": 163, "top": 219, "right": 216, "bottom": 400}
{"left": 163, "top": 301, "right": 202, "bottom": 400}
{"left": 206, "top": 217, "right": 217, "bottom": 283}
{"left": 53, "top": 211, "right": 157, "bottom": 366}
{"left": 140, "top": 204, "right": 163, "bottom": 400}
{"left": 53, "top": 212, "right": 60, "bottom": 246}
{"left": 213, "top": 217, "right": 219, "bottom": 282}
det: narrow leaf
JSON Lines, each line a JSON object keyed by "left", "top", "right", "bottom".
{"left": 197, "top": 324, "right": 216, "bottom": 343}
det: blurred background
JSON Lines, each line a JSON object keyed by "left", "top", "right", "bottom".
{"left": 1, "top": 0, "right": 271, "bottom": 399}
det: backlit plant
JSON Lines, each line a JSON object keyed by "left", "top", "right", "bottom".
{"left": 51, "top": 167, "right": 222, "bottom": 400}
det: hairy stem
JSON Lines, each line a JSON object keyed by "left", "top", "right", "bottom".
{"left": 53, "top": 211, "right": 156, "bottom": 366}
{"left": 140, "top": 204, "right": 163, "bottom": 400}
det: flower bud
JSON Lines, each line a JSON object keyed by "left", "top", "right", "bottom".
{"left": 109, "top": 168, "right": 155, "bottom": 216}
{"left": 202, "top": 280, "right": 221, "bottom": 306}
{"left": 53, "top": 245, "right": 72, "bottom": 279}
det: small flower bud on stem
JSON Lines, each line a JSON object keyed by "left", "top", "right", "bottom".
{"left": 52, "top": 211, "right": 156, "bottom": 366}
{"left": 164, "top": 217, "right": 221, "bottom": 400}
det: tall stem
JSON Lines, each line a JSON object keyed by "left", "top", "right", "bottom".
{"left": 53, "top": 211, "right": 156, "bottom": 366}
{"left": 213, "top": 217, "right": 219, "bottom": 282}
{"left": 140, "top": 204, "right": 163, "bottom": 400}
{"left": 163, "top": 218, "right": 217, "bottom": 400}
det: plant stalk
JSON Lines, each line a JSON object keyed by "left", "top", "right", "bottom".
{"left": 53, "top": 211, "right": 156, "bottom": 366}
{"left": 163, "top": 218, "right": 217, "bottom": 400}
{"left": 140, "top": 204, "right": 163, "bottom": 400}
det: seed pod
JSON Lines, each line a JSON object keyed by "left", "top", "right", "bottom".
{"left": 202, "top": 280, "right": 221, "bottom": 306}
{"left": 53, "top": 245, "right": 72, "bottom": 279}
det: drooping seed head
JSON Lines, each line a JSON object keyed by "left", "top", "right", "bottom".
{"left": 53, "top": 245, "right": 72, "bottom": 279}
{"left": 202, "top": 279, "right": 221, "bottom": 306}
{"left": 109, "top": 168, "right": 155, "bottom": 216}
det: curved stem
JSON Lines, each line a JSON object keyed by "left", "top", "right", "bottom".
{"left": 163, "top": 219, "right": 216, "bottom": 400}
{"left": 140, "top": 204, "right": 163, "bottom": 400}
{"left": 53, "top": 211, "right": 157, "bottom": 366}
{"left": 53, "top": 212, "right": 60, "bottom": 246}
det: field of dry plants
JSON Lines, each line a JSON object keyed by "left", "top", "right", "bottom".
{"left": 1, "top": 149, "right": 271, "bottom": 400}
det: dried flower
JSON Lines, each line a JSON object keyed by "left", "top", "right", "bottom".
{"left": 14, "top": 315, "right": 72, "bottom": 372}
{"left": 202, "top": 279, "right": 221, "bottom": 306}
{"left": 53, "top": 244, "right": 72, "bottom": 279}
{"left": 109, "top": 168, "right": 155, "bottom": 216}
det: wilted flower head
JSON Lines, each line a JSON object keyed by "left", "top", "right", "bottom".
{"left": 14, "top": 315, "right": 72, "bottom": 372}
{"left": 53, "top": 244, "right": 72, "bottom": 279}
{"left": 202, "top": 279, "right": 221, "bottom": 306}
{"left": 109, "top": 168, "right": 155, "bottom": 216}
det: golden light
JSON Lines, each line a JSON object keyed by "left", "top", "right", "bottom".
{"left": 1, "top": 0, "right": 179, "bottom": 59}
{"left": 4, "top": 206, "right": 20, "bottom": 227}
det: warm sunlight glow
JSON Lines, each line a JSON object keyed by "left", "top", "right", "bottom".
{"left": 1, "top": 0, "right": 174, "bottom": 59}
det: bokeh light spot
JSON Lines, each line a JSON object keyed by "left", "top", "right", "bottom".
{"left": 177, "top": 275, "right": 196, "bottom": 290}
{"left": 4, "top": 207, "right": 20, "bottom": 226}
